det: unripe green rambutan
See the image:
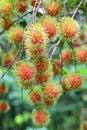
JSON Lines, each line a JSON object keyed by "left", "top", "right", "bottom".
{"left": 76, "top": 49, "right": 87, "bottom": 62}
{"left": 58, "top": 17, "right": 80, "bottom": 40}
{"left": 41, "top": 16, "right": 57, "bottom": 38}
{"left": 13, "top": 60, "right": 35, "bottom": 89}
{"left": 0, "top": 84, "right": 7, "bottom": 95}
{"left": 32, "top": 109, "right": 50, "bottom": 126}
{"left": 62, "top": 49, "right": 73, "bottom": 63}
{"left": 0, "top": 100, "right": 10, "bottom": 112}
{"left": 17, "top": 0, "right": 28, "bottom": 12}
{"left": 28, "top": 89, "right": 41, "bottom": 105}
{"left": 61, "top": 73, "right": 82, "bottom": 91}
{"left": 8, "top": 25, "right": 23, "bottom": 43}
{"left": 46, "top": 2, "right": 60, "bottom": 16}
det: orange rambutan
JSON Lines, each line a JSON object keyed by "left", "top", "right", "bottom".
{"left": 13, "top": 61, "right": 35, "bottom": 88}
{"left": 80, "top": 32, "right": 86, "bottom": 41}
{"left": 1, "top": 1, "right": 12, "bottom": 15}
{"left": 32, "top": 109, "right": 50, "bottom": 126}
{"left": 42, "top": 17, "right": 57, "bottom": 38}
{"left": 28, "top": 89, "right": 41, "bottom": 104}
{"left": 58, "top": 17, "right": 80, "bottom": 39}
{"left": 61, "top": 73, "right": 82, "bottom": 91}
{"left": 76, "top": 49, "right": 87, "bottom": 62}
{"left": 83, "top": 122, "right": 87, "bottom": 130}
{"left": 73, "top": 41, "right": 81, "bottom": 48}
{"left": 70, "top": 73, "right": 82, "bottom": 89}
{"left": 30, "top": 29, "right": 44, "bottom": 45}
{"left": 36, "top": 73, "right": 49, "bottom": 83}
{"left": 62, "top": 49, "right": 73, "bottom": 63}
{"left": 46, "top": 2, "right": 60, "bottom": 16}
{"left": 8, "top": 26, "right": 23, "bottom": 43}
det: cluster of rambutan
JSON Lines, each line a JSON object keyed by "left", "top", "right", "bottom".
{"left": 12, "top": 15, "right": 63, "bottom": 126}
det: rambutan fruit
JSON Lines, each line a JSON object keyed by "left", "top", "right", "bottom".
{"left": 53, "top": 59, "right": 62, "bottom": 76}
{"left": 41, "top": 16, "right": 57, "bottom": 38}
{"left": 1, "top": 1, "right": 12, "bottom": 15}
{"left": 32, "top": 109, "right": 50, "bottom": 126}
{"left": 62, "top": 49, "right": 73, "bottom": 63}
{"left": 80, "top": 32, "right": 86, "bottom": 41}
{"left": 17, "top": 1, "right": 28, "bottom": 12}
{"left": 2, "top": 50, "right": 16, "bottom": 67}
{"left": 8, "top": 26, "right": 23, "bottom": 43}
{"left": 0, "top": 84, "right": 7, "bottom": 95}
{"left": 0, "top": 100, "right": 10, "bottom": 112}
{"left": 73, "top": 41, "right": 81, "bottom": 48}
{"left": 70, "top": 73, "right": 82, "bottom": 89}
{"left": 58, "top": 17, "right": 80, "bottom": 39}
{"left": 1, "top": 18, "right": 13, "bottom": 29}
{"left": 61, "top": 73, "right": 82, "bottom": 91}
{"left": 43, "top": 83, "right": 62, "bottom": 106}
{"left": 30, "top": 0, "right": 41, "bottom": 7}
{"left": 36, "top": 73, "right": 50, "bottom": 83}
{"left": 35, "top": 57, "right": 52, "bottom": 72}
{"left": 76, "top": 49, "right": 87, "bottom": 62}
{"left": 24, "top": 23, "right": 48, "bottom": 58}
{"left": 13, "top": 60, "right": 35, "bottom": 89}
{"left": 83, "top": 121, "right": 87, "bottom": 130}
{"left": 28, "top": 89, "right": 41, "bottom": 105}
{"left": 46, "top": 2, "right": 60, "bottom": 16}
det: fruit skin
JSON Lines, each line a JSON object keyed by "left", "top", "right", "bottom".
{"left": 0, "top": 100, "right": 10, "bottom": 112}
{"left": 8, "top": 26, "right": 23, "bottom": 43}
{"left": 24, "top": 23, "right": 48, "bottom": 59}
{"left": 61, "top": 73, "right": 82, "bottom": 91}
{"left": 41, "top": 16, "right": 57, "bottom": 38}
{"left": 0, "top": 84, "right": 7, "bottom": 95}
{"left": 13, "top": 60, "right": 35, "bottom": 89}
{"left": 76, "top": 49, "right": 87, "bottom": 63}
{"left": 28, "top": 89, "right": 41, "bottom": 105}
{"left": 17, "top": 1, "right": 28, "bottom": 12}
{"left": 32, "top": 108, "right": 50, "bottom": 126}
{"left": 62, "top": 49, "right": 73, "bottom": 63}
{"left": 1, "top": 18, "right": 13, "bottom": 29}
{"left": 58, "top": 17, "right": 80, "bottom": 39}
{"left": 46, "top": 2, "right": 60, "bottom": 16}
